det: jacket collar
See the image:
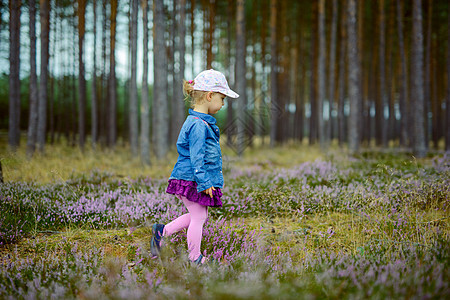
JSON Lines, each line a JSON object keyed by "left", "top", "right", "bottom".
{"left": 189, "top": 109, "right": 217, "bottom": 125}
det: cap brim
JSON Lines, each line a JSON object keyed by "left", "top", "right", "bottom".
{"left": 224, "top": 89, "right": 239, "bottom": 99}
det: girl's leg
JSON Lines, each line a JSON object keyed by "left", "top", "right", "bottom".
{"left": 164, "top": 196, "right": 191, "bottom": 236}
{"left": 180, "top": 196, "right": 208, "bottom": 261}
{"left": 163, "top": 213, "right": 190, "bottom": 236}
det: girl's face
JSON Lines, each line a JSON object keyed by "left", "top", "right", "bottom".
{"left": 207, "top": 92, "right": 226, "bottom": 114}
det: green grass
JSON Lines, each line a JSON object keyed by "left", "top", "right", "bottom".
{"left": 1, "top": 142, "right": 449, "bottom": 298}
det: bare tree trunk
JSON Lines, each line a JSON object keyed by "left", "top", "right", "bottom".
{"left": 108, "top": 0, "right": 118, "bottom": 147}
{"left": 8, "top": 0, "right": 21, "bottom": 149}
{"left": 236, "top": 0, "right": 246, "bottom": 156}
{"left": 172, "top": 0, "right": 186, "bottom": 142}
{"left": 309, "top": 1, "right": 318, "bottom": 145}
{"left": 140, "top": 0, "right": 150, "bottom": 165}
{"left": 100, "top": 0, "right": 108, "bottom": 146}
{"left": 91, "top": 0, "right": 98, "bottom": 148}
{"left": 396, "top": 0, "right": 408, "bottom": 147}
{"left": 190, "top": 0, "right": 195, "bottom": 76}
{"left": 225, "top": 0, "right": 234, "bottom": 147}
{"left": 446, "top": 2, "right": 450, "bottom": 152}
{"left": 377, "top": 0, "right": 387, "bottom": 147}
{"left": 337, "top": 0, "right": 347, "bottom": 146}
{"left": 318, "top": 0, "right": 326, "bottom": 149}
{"left": 327, "top": 0, "right": 338, "bottom": 142}
{"left": 424, "top": 0, "right": 432, "bottom": 147}
{"left": 269, "top": 0, "right": 277, "bottom": 147}
{"left": 27, "top": 0, "right": 38, "bottom": 156}
{"left": 386, "top": 0, "right": 396, "bottom": 143}
{"left": 411, "top": 0, "right": 427, "bottom": 157}
{"left": 347, "top": 0, "right": 361, "bottom": 153}
{"left": 78, "top": 0, "right": 87, "bottom": 150}
{"left": 153, "top": 0, "right": 168, "bottom": 159}
{"left": 206, "top": 0, "right": 215, "bottom": 69}
{"left": 37, "top": 0, "right": 50, "bottom": 152}
{"left": 129, "top": 0, "right": 139, "bottom": 155}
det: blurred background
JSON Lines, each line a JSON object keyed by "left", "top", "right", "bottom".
{"left": 2, "top": 0, "right": 449, "bottom": 162}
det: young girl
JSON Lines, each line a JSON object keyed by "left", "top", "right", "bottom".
{"left": 151, "top": 69, "right": 239, "bottom": 264}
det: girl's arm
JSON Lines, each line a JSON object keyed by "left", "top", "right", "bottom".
{"left": 188, "top": 122, "right": 213, "bottom": 193}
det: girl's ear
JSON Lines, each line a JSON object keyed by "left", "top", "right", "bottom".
{"left": 206, "top": 91, "right": 213, "bottom": 101}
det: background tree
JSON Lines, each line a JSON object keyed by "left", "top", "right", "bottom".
{"left": 129, "top": 0, "right": 138, "bottom": 155}
{"left": 447, "top": 2, "right": 450, "bottom": 152}
{"left": 91, "top": 0, "right": 98, "bottom": 148}
{"left": 108, "top": 0, "right": 118, "bottom": 147}
{"left": 235, "top": 0, "right": 245, "bottom": 156}
{"left": 396, "top": 0, "right": 409, "bottom": 147}
{"left": 327, "top": 0, "right": 338, "bottom": 142}
{"left": 37, "top": 0, "right": 50, "bottom": 152}
{"left": 347, "top": 0, "right": 361, "bottom": 153}
{"left": 269, "top": 0, "right": 277, "bottom": 147}
{"left": 411, "top": 0, "right": 427, "bottom": 157}
{"left": 376, "top": 0, "right": 387, "bottom": 147}
{"left": 140, "top": 0, "right": 150, "bottom": 165}
{"left": 317, "top": 0, "right": 326, "bottom": 149}
{"left": 1, "top": 0, "right": 449, "bottom": 155}
{"left": 337, "top": 0, "right": 347, "bottom": 146}
{"left": 8, "top": 0, "right": 21, "bottom": 149}
{"left": 27, "top": 0, "right": 38, "bottom": 156}
{"left": 153, "top": 0, "right": 168, "bottom": 159}
{"left": 77, "top": 0, "right": 87, "bottom": 150}
{"left": 171, "top": 0, "right": 186, "bottom": 143}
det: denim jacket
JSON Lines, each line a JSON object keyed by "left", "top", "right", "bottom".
{"left": 169, "top": 109, "right": 224, "bottom": 192}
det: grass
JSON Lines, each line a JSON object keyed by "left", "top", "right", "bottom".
{"left": 0, "top": 142, "right": 449, "bottom": 298}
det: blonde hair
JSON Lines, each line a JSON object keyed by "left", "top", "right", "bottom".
{"left": 183, "top": 80, "right": 209, "bottom": 108}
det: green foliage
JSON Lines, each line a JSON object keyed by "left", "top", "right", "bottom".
{"left": 0, "top": 149, "right": 449, "bottom": 298}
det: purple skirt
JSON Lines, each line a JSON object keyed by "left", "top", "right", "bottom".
{"left": 166, "top": 179, "right": 223, "bottom": 207}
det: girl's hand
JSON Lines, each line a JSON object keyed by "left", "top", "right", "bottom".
{"left": 203, "top": 186, "right": 216, "bottom": 198}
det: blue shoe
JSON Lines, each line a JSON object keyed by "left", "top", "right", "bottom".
{"left": 192, "top": 255, "right": 217, "bottom": 266}
{"left": 150, "top": 224, "right": 165, "bottom": 257}
{"left": 193, "top": 254, "right": 204, "bottom": 265}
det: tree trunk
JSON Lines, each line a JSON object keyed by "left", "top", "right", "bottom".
{"left": 37, "top": 0, "right": 50, "bottom": 152}
{"left": 172, "top": 0, "right": 186, "bottom": 143}
{"left": 206, "top": 0, "right": 215, "bottom": 69}
{"left": 317, "top": 0, "right": 326, "bottom": 149}
{"left": 376, "top": 0, "right": 387, "bottom": 147}
{"left": 446, "top": 2, "right": 450, "bottom": 152}
{"left": 27, "top": 0, "right": 38, "bottom": 156}
{"left": 269, "top": 0, "right": 277, "bottom": 147}
{"left": 100, "top": 0, "right": 108, "bottom": 146}
{"left": 327, "top": 0, "right": 338, "bottom": 142}
{"left": 347, "top": 0, "right": 361, "bottom": 153}
{"left": 78, "top": 0, "right": 87, "bottom": 150}
{"left": 225, "top": 0, "right": 234, "bottom": 147}
{"left": 8, "top": 0, "right": 21, "bottom": 149}
{"left": 424, "top": 0, "right": 432, "bottom": 146}
{"left": 153, "top": 0, "right": 169, "bottom": 159}
{"left": 91, "top": 0, "right": 98, "bottom": 148}
{"left": 309, "top": 1, "right": 318, "bottom": 145}
{"left": 386, "top": 0, "right": 396, "bottom": 143}
{"left": 140, "top": 0, "right": 150, "bottom": 165}
{"left": 129, "top": 0, "right": 139, "bottom": 155}
{"left": 411, "top": 0, "right": 427, "bottom": 157}
{"left": 396, "top": 0, "right": 408, "bottom": 147}
{"left": 236, "top": 0, "right": 246, "bottom": 156}
{"left": 337, "top": 0, "right": 347, "bottom": 146}
{"left": 190, "top": 0, "right": 195, "bottom": 76}
{"left": 108, "top": 0, "right": 118, "bottom": 147}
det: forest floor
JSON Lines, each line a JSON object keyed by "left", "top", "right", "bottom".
{"left": 0, "top": 142, "right": 449, "bottom": 298}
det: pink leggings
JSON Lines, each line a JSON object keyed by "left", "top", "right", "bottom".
{"left": 163, "top": 195, "right": 208, "bottom": 261}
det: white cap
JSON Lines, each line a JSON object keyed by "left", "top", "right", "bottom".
{"left": 192, "top": 69, "right": 239, "bottom": 98}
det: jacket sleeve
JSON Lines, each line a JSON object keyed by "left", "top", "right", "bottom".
{"left": 188, "top": 122, "right": 213, "bottom": 192}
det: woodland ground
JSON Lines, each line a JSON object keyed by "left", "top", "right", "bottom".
{"left": 0, "top": 140, "right": 449, "bottom": 299}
